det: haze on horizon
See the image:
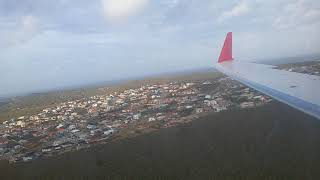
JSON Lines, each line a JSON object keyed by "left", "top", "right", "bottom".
{"left": 0, "top": 0, "right": 320, "bottom": 97}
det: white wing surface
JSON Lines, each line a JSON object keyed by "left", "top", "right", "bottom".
{"left": 215, "top": 32, "right": 320, "bottom": 119}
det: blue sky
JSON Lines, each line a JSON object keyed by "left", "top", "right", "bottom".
{"left": 0, "top": 0, "right": 320, "bottom": 97}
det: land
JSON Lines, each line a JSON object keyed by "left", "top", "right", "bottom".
{"left": 1, "top": 60, "right": 318, "bottom": 122}
{"left": 0, "top": 61, "right": 320, "bottom": 179}
{"left": 0, "top": 102, "right": 320, "bottom": 180}
{"left": 0, "top": 69, "right": 273, "bottom": 163}
{"left": 0, "top": 70, "right": 222, "bottom": 122}
{"left": 276, "top": 60, "right": 320, "bottom": 76}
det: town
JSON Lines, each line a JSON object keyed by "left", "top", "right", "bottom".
{"left": 0, "top": 77, "right": 273, "bottom": 163}
{"left": 278, "top": 61, "right": 320, "bottom": 76}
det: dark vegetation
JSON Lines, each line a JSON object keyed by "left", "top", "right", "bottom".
{"left": 1, "top": 101, "right": 320, "bottom": 180}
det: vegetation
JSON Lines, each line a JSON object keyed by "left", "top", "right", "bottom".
{"left": 1, "top": 102, "right": 320, "bottom": 179}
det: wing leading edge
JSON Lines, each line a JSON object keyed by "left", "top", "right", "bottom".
{"left": 215, "top": 32, "right": 320, "bottom": 119}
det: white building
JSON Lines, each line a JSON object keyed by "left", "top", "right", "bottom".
{"left": 133, "top": 113, "right": 141, "bottom": 120}
{"left": 16, "top": 121, "right": 26, "bottom": 128}
{"left": 196, "top": 108, "right": 204, "bottom": 113}
{"left": 71, "top": 129, "right": 80, "bottom": 133}
{"left": 104, "top": 129, "right": 114, "bottom": 136}
{"left": 240, "top": 102, "right": 255, "bottom": 108}
{"left": 148, "top": 117, "right": 156, "bottom": 122}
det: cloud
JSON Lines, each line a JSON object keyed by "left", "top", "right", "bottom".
{"left": 1, "top": 15, "right": 39, "bottom": 47}
{"left": 217, "top": 1, "right": 251, "bottom": 23}
{"left": 21, "top": 15, "right": 38, "bottom": 32}
{"left": 162, "top": 0, "right": 180, "bottom": 8}
{"left": 273, "top": 0, "right": 320, "bottom": 29}
{"left": 101, "top": 0, "right": 149, "bottom": 23}
{"left": 15, "top": 15, "right": 39, "bottom": 44}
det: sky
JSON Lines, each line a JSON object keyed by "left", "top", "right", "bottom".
{"left": 0, "top": 0, "right": 320, "bottom": 97}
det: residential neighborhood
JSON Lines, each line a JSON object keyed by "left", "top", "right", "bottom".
{"left": 0, "top": 77, "right": 272, "bottom": 163}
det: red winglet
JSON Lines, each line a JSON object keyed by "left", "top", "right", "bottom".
{"left": 218, "top": 32, "right": 233, "bottom": 63}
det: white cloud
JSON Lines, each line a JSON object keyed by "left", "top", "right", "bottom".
{"left": 217, "top": 1, "right": 251, "bottom": 23}
{"left": 21, "top": 16, "right": 38, "bottom": 33}
{"left": 162, "top": 0, "right": 180, "bottom": 8}
{"left": 101, "top": 0, "right": 149, "bottom": 23}
{"left": 1, "top": 15, "right": 39, "bottom": 47}
{"left": 273, "top": 0, "right": 320, "bottom": 29}
{"left": 14, "top": 15, "right": 39, "bottom": 44}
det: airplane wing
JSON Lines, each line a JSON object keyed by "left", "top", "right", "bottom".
{"left": 214, "top": 32, "right": 320, "bottom": 119}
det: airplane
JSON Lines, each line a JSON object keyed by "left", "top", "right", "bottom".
{"left": 215, "top": 32, "right": 320, "bottom": 120}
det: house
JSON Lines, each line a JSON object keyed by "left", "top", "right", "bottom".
{"left": 213, "top": 106, "right": 227, "bottom": 112}
{"left": 196, "top": 108, "right": 204, "bottom": 114}
{"left": 90, "top": 129, "right": 100, "bottom": 135}
{"left": 16, "top": 121, "right": 26, "bottom": 127}
{"left": 68, "top": 125, "right": 76, "bottom": 130}
{"left": 42, "top": 148, "right": 52, "bottom": 153}
{"left": 71, "top": 129, "right": 80, "bottom": 133}
{"left": 17, "top": 116, "right": 25, "bottom": 120}
{"left": 22, "top": 156, "right": 33, "bottom": 162}
{"left": 103, "top": 129, "right": 114, "bottom": 136}
{"left": 29, "top": 116, "right": 39, "bottom": 121}
{"left": 56, "top": 124, "right": 64, "bottom": 129}
{"left": 87, "top": 124, "right": 96, "bottom": 129}
{"left": 240, "top": 102, "right": 255, "bottom": 108}
{"left": 133, "top": 113, "right": 141, "bottom": 120}
{"left": 148, "top": 117, "right": 156, "bottom": 122}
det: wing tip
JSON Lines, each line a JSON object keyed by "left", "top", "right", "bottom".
{"left": 218, "top": 32, "right": 233, "bottom": 63}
